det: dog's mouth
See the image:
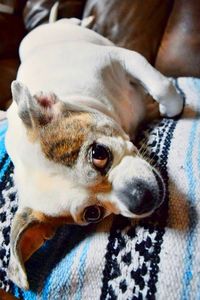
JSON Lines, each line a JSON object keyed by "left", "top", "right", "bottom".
{"left": 152, "top": 169, "right": 166, "bottom": 209}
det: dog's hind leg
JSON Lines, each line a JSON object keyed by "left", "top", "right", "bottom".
{"left": 111, "top": 47, "right": 184, "bottom": 118}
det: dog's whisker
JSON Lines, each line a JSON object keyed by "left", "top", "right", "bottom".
{"left": 137, "top": 147, "right": 159, "bottom": 167}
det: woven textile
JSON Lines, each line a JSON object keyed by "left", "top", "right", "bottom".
{"left": 0, "top": 77, "right": 200, "bottom": 299}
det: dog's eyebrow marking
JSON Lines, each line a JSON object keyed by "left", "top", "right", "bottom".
{"left": 48, "top": 138, "right": 81, "bottom": 155}
{"left": 58, "top": 149, "right": 80, "bottom": 166}
{"left": 47, "top": 145, "right": 80, "bottom": 167}
{"left": 39, "top": 112, "right": 91, "bottom": 166}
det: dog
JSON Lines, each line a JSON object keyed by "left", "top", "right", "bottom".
{"left": 5, "top": 15, "right": 184, "bottom": 290}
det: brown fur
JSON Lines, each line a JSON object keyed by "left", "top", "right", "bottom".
{"left": 0, "top": 290, "right": 18, "bottom": 300}
{"left": 89, "top": 179, "right": 112, "bottom": 194}
{"left": 39, "top": 112, "right": 92, "bottom": 166}
{"left": 103, "top": 201, "right": 119, "bottom": 214}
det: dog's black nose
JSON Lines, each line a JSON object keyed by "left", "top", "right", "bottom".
{"left": 117, "top": 179, "right": 157, "bottom": 215}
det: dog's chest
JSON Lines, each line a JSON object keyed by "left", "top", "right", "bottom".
{"left": 17, "top": 42, "right": 144, "bottom": 134}
{"left": 17, "top": 43, "right": 124, "bottom": 98}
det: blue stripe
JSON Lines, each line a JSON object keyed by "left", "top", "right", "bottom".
{"left": 0, "top": 157, "right": 10, "bottom": 181}
{"left": 13, "top": 285, "right": 36, "bottom": 300}
{"left": 181, "top": 79, "right": 200, "bottom": 299}
{"left": 75, "top": 237, "right": 92, "bottom": 300}
{"left": 13, "top": 285, "right": 20, "bottom": 298}
{"left": 42, "top": 244, "right": 79, "bottom": 300}
{"left": 21, "top": 289, "right": 37, "bottom": 300}
{"left": 0, "top": 144, "right": 6, "bottom": 161}
{"left": 0, "top": 120, "right": 7, "bottom": 132}
{"left": 0, "top": 123, "right": 7, "bottom": 160}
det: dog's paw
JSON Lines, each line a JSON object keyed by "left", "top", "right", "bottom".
{"left": 159, "top": 83, "right": 184, "bottom": 118}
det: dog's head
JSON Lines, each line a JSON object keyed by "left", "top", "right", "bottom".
{"left": 7, "top": 81, "right": 165, "bottom": 289}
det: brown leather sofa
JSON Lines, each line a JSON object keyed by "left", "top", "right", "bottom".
{"left": 0, "top": 0, "right": 200, "bottom": 111}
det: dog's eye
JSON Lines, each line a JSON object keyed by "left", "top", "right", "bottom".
{"left": 83, "top": 205, "right": 104, "bottom": 223}
{"left": 91, "top": 143, "right": 111, "bottom": 171}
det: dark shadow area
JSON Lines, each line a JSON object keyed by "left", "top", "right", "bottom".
{"left": 25, "top": 222, "right": 97, "bottom": 292}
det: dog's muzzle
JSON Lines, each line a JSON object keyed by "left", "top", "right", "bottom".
{"left": 109, "top": 156, "right": 165, "bottom": 217}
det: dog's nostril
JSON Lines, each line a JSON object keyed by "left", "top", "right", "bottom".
{"left": 129, "top": 187, "right": 154, "bottom": 215}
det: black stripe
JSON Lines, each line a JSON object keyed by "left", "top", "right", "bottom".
{"left": 100, "top": 90, "right": 182, "bottom": 299}
{"left": 0, "top": 160, "right": 14, "bottom": 206}
{"left": 145, "top": 120, "right": 177, "bottom": 300}
{"left": 0, "top": 158, "right": 16, "bottom": 293}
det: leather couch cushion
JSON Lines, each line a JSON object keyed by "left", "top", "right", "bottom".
{"left": 0, "top": 13, "right": 24, "bottom": 59}
{"left": 24, "top": 0, "right": 87, "bottom": 31}
{"left": 0, "top": 59, "right": 19, "bottom": 110}
{"left": 22, "top": 0, "right": 200, "bottom": 76}
{"left": 0, "top": 2, "right": 25, "bottom": 109}
{"left": 155, "top": 0, "right": 200, "bottom": 77}
{"left": 83, "top": 0, "right": 173, "bottom": 64}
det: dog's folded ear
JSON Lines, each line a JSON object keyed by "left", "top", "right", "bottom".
{"left": 11, "top": 80, "right": 61, "bottom": 128}
{"left": 8, "top": 208, "right": 57, "bottom": 290}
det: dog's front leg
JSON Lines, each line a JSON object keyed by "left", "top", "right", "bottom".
{"left": 112, "top": 47, "right": 184, "bottom": 117}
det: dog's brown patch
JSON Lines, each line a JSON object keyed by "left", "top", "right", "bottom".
{"left": 19, "top": 223, "right": 55, "bottom": 262}
{"left": 89, "top": 179, "right": 112, "bottom": 194}
{"left": 103, "top": 201, "right": 119, "bottom": 214}
{"left": 39, "top": 112, "right": 92, "bottom": 166}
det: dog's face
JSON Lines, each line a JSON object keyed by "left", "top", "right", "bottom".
{"left": 7, "top": 81, "right": 165, "bottom": 289}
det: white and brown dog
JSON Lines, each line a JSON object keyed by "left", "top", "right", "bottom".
{"left": 5, "top": 16, "right": 183, "bottom": 289}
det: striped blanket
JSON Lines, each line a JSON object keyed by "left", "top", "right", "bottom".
{"left": 0, "top": 77, "right": 200, "bottom": 299}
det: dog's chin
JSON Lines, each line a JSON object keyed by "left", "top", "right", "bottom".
{"left": 152, "top": 168, "right": 166, "bottom": 206}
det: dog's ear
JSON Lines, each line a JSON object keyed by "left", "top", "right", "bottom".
{"left": 11, "top": 80, "right": 61, "bottom": 127}
{"left": 8, "top": 208, "right": 56, "bottom": 290}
